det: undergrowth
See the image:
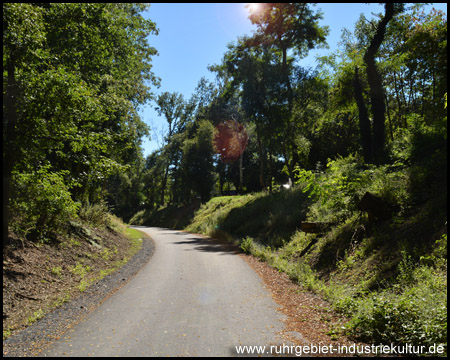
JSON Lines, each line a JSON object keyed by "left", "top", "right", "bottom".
{"left": 183, "top": 153, "right": 447, "bottom": 354}
{"left": 138, "top": 145, "right": 447, "bottom": 355}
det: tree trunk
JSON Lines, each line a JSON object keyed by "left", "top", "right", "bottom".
{"left": 393, "top": 71, "right": 405, "bottom": 128}
{"left": 385, "top": 93, "right": 394, "bottom": 141}
{"left": 363, "top": 2, "right": 394, "bottom": 165}
{"left": 239, "top": 153, "right": 243, "bottom": 194}
{"left": 3, "top": 58, "right": 19, "bottom": 249}
{"left": 268, "top": 148, "right": 273, "bottom": 193}
{"left": 353, "top": 66, "right": 373, "bottom": 164}
{"left": 160, "top": 162, "right": 169, "bottom": 207}
{"left": 218, "top": 160, "right": 225, "bottom": 195}
{"left": 282, "top": 144, "right": 294, "bottom": 188}
{"left": 282, "top": 45, "right": 293, "bottom": 113}
{"left": 257, "top": 134, "right": 266, "bottom": 190}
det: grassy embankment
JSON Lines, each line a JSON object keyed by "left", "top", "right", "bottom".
{"left": 131, "top": 157, "right": 447, "bottom": 353}
{"left": 3, "top": 206, "right": 147, "bottom": 340}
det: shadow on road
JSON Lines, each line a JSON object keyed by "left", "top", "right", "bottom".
{"left": 171, "top": 235, "right": 241, "bottom": 255}
{"left": 130, "top": 227, "right": 242, "bottom": 255}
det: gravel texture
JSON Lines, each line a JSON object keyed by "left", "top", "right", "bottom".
{"left": 240, "top": 253, "right": 370, "bottom": 357}
{"left": 3, "top": 237, "right": 155, "bottom": 357}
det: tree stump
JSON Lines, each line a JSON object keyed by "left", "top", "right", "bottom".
{"left": 358, "top": 191, "right": 396, "bottom": 222}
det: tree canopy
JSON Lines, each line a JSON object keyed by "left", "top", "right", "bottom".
{"left": 4, "top": 3, "right": 447, "bottom": 247}
{"left": 3, "top": 3, "right": 159, "bottom": 241}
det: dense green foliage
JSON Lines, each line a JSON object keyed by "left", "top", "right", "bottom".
{"left": 155, "top": 164, "right": 446, "bottom": 351}
{"left": 4, "top": 3, "right": 158, "bottom": 240}
{"left": 140, "top": 4, "right": 446, "bottom": 211}
{"left": 132, "top": 3, "right": 447, "bottom": 352}
{"left": 4, "top": 2, "right": 447, "bottom": 352}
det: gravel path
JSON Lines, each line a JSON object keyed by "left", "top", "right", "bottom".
{"left": 3, "top": 236, "right": 155, "bottom": 357}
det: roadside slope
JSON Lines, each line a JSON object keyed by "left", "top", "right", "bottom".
{"left": 137, "top": 186, "right": 447, "bottom": 353}
{"left": 3, "top": 217, "right": 153, "bottom": 356}
{"left": 42, "top": 227, "right": 288, "bottom": 357}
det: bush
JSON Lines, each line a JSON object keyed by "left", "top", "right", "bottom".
{"left": 296, "top": 154, "right": 410, "bottom": 223}
{"left": 348, "top": 283, "right": 447, "bottom": 349}
{"left": 10, "top": 165, "right": 80, "bottom": 241}
{"left": 78, "top": 201, "right": 110, "bottom": 228}
{"left": 240, "top": 236, "right": 254, "bottom": 254}
{"left": 346, "top": 250, "right": 447, "bottom": 350}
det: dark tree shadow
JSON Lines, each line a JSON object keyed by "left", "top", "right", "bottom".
{"left": 170, "top": 234, "right": 241, "bottom": 255}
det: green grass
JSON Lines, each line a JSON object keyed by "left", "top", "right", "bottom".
{"left": 130, "top": 200, "right": 202, "bottom": 229}
{"left": 132, "top": 160, "right": 447, "bottom": 353}
{"left": 186, "top": 189, "right": 310, "bottom": 248}
{"left": 123, "top": 226, "right": 146, "bottom": 260}
{"left": 72, "top": 227, "right": 145, "bottom": 294}
{"left": 202, "top": 194, "right": 446, "bottom": 352}
{"left": 27, "top": 309, "right": 45, "bottom": 325}
{"left": 125, "top": 227, "right": 146, "bottom": 240}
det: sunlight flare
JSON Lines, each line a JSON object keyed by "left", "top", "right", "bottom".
{"left": 247, "top": 3, "right": 261, "bottom": 15}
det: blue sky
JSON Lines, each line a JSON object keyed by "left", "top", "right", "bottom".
{"left": 139, "top": 3, "right": 447, "bottom": 157}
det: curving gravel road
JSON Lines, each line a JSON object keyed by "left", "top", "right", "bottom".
{"left": 42, "top": 227, "right": 288, "bottom": 357}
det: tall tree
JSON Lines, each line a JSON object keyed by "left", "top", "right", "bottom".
{"left": 247, "top": 3, "right": 329, "bottom": 112}
{"left": 363, "top": 3, "right": 395, "bottom": 164}
{"left": 3, "top": 4, "right": 48, "bottom": 245}
{"left": 179, "top": 120, "right": 216, "bottom": 203}
{"left": 246, "top": 3, "right": 329, "bottom": 180}
{"left": 3, "top": 3, "right": 159, "bottom": 243}
{"left": 353, "top": 66, "right": 373, "bottom": 163}
{"left": 155, "top": 92, "right": 187, "bottom": 206}
{"left": 223, "top": 37, "right": 284, "bottom": 190}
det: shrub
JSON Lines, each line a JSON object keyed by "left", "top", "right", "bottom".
{"left": 10, "top": 165, "right": 80, "bottom": 241}
{"left": 240, "top": 236, "right": 254, "bottom": 254}
{"left": 78, "top": 201, "right": 110, "bottom": 228}
{"left": 347, "top": 282, "right": 447, "bottom": 349}
{"left": 296, "top": 154, "right": 410, "bottom": 223}
{"left": 346, "top": 251, "right": 447, "bottom": 350}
